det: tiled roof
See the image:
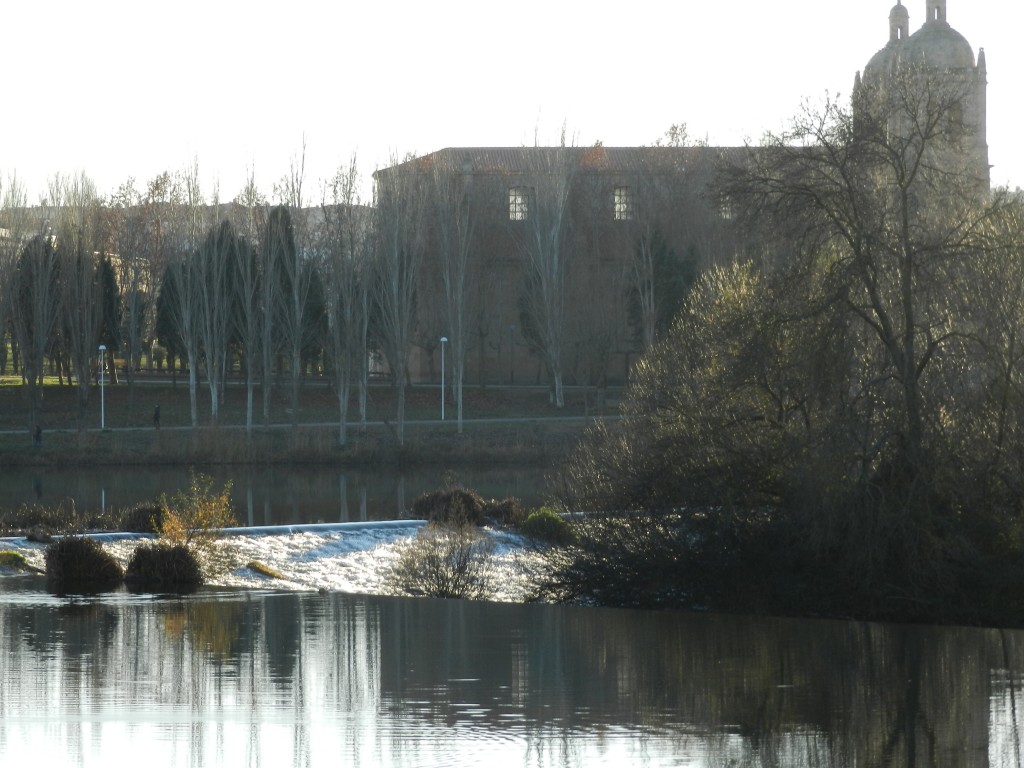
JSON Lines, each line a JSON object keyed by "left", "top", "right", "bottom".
{"left": 378, "top": 146, "right": 745, "bottom": 177}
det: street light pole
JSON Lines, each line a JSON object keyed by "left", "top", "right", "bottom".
{"left": 98, "top": 344, "right": 106, "bottom": 431}
{"left": 440, "top": 337, "right": 448, "bottom": 421}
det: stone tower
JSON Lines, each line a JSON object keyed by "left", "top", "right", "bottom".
{"left": 855, "top": 0, "right": 989, "bottom": 191}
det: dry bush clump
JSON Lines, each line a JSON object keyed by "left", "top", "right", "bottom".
{"left": 410, "top": 484, "right": 527, "bottom": 528}
{"left": 483, "top": 496, "right": 528, "bottom": 526}
{"left": 44, "top": 537, "right": 124, "bottom": 594}
{"left": 410, "top": 487, "right": 487, "bottom": 526}
{"left": 0, "top": 501, "right": 122, "bottom": 538}
{"left": 389, "top": 523, "right": 496, "bottom": 600}
{"left": 125, "top": 543, "right": 203, "bottom": 592}
{"left": 121, "top": 504, "right": 166, "bottom": 534}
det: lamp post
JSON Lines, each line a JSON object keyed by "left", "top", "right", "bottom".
{"left": 98, "top": 344, "right": 106, "bottom": 430}
{"left": 439, "top": 337, "right": 448, "bottom": 421}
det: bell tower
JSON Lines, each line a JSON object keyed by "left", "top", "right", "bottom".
{"left": 890, "top": 2, "right": 909, "bottom": 42}
{"left": 926, "top": 0, "right": 946, "bottom": 24}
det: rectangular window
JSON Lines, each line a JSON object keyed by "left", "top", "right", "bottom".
{"left": 613, "top": 186, "right": 634, "bottom": 221}
{"left": 509, "top": 186, "right": 532, "bottom": 221}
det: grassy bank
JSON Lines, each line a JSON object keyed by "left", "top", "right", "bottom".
{"left": 0, "top": 377, "right": 611, "bottom": 467}
{"left": 2, "top": 421, "right": 587, "bottom": 467}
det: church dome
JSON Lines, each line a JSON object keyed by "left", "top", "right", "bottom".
{"left": 901, "top": 21, "right": 975, "bottom": 69}
{"left": 864, "top": 43, "right": 899, "bottom": 81}
{"left": 863, "top": 3, "right": 911, "bottom": 81}
{"left": 890, "top": 2, "right": 910, "bottom": 28}
{"left": 862, "top": 1, "right": 975, "bottom": 81}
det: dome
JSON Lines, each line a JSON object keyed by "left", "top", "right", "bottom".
{"left": 864, "top": 43, "right": 900, "bottom": 81}
{"left": 863, "top": 4, "right": 975, "bottom": 83}
{"left": 901, "top": 21, "right": 975, "bottom": 69}
{"left": 863, "top": 3, "right": 911, "bottom": 81}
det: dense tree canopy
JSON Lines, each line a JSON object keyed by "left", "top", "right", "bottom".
{"left": 552, "top": 70, "right": 1024, "bottom": 625}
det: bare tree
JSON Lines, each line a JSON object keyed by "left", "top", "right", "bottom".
{"left": 195, "top": 220, "right": 238, "bottom": 425}
{"left": 108, "top": 179, "right": 149, "bottom": 403}
{"left": 231, "top": 171, "right": 266, "bottom": 433}
{"left": 373, "top": 153, "right": 429, "bottom": 444}
{"left": 10, "top": 230, "right": 60, "bottom": 435}
{"left": 159, "top": 162, "right": 208, "bottom": 427}
{"left": 274, "top": 138, "right": 307, "bottom": 210}
{"left": 0, "top": 175, "right": 33, "bottom": 377}
{"left": 51, "top": 173, "right": 106, "bottom": 428}
{"left": 262, "top": 205, "right": 318, "bottom": 425}
{"left": 719, "top": 66, "right": 996, "bottom": 486}
{"left": 430, "top": 160, "right": 480, "bottom": 432}
{"left": 510, "top": 146, "right": 581, "bottom": 408}
{"left": 144, "top": 172, "right": 186, "bottom": 381}
{"left": 320, "top": 156, "right": 371, "bottom": 445}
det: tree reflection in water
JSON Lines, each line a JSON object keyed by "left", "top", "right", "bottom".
{"left": 0, "top": 580, "right": 1021, "bottom": 767}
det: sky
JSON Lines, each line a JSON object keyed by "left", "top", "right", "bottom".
{"left": 2, "top": 0, "right": 1020, "bottom": 205}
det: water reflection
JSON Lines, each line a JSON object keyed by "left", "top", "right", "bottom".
{"left": 0, "top": 465, "right": 543, "bottom": 524}
{"left": 0, "top": 579, "right": 1023, "bottom": 766}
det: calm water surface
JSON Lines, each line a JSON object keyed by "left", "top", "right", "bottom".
{"left": 1, "top": 577, "right": 1023, "bottom": 767}
{"left": 0, "top": 465, "right": 544, "bottom": 524}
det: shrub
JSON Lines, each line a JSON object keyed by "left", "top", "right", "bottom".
{"left": 125, "top": 543, "right": 203, "bottom": 592}
{"left": 0, "top": 501, "right": 121, "bottom": 538}
{"left": 410, "top": 487, "right": 486, "bottom": 526}
{"left": 44, "top": 537, "right": 124, "bottom": 594}
{"left": 389, "top": 523, "right": 495, "bottom": 600}
{"left": 521, "top": 507, "right": 576, "bottom": 545}
{"left": 159, "top": 472, "right": 237, "bottom": 574}
{"left": 483, "top": 496, "right": 529, "bottom": 527}
{"left": 122, "top": 504, "right": 166, "bottom": 534}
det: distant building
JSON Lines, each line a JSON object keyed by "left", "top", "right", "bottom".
{"left": 375, "top": 146, "right": 744, "bottom": 386}
{"left": 378, "top": 1, "right": 991, "bottom": 389}
{"left": 854, "top": 0, "right": 989, "bottom": 191}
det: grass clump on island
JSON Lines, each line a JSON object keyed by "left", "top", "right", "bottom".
{"left": 0, "top": 550, "right": 36, "bottom": 572}
{"left": 520, "top": 506, "right": 576, "bottom": 546}
{"left": 125, "top": 543, "right": 203, "bottom": 592}
{"left": 39, "top": 472, "right": 235, "bottom": 595}
{"left": 44, "top": 537, "right": 125, "bottom": 595}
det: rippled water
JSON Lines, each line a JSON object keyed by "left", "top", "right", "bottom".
{"left": 2, "top": 575, "right": 1024, "bottom": 767}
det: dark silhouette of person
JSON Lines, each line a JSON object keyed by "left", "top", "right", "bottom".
{"left": 153, "top": 405, "right": 161, "bottom": 429}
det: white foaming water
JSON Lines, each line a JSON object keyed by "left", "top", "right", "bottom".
{"left": 0, "top": 522, "right": 550, "bottom": 602}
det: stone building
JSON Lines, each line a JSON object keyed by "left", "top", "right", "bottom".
{"left": 375, "top": 146, "right": 744, "bottom": 387}
{"left": 378, "top": 0, "right": 990, "bottom": 390}
{"left": 854, "top": 0, "right": 989, "bottom": 190}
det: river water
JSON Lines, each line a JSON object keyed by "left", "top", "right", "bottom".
{"left": 4, "top": 467, "right": 1024, "bottom": 765}
{"left": 1, "top": 579, "right": 1023, "bottom": 767}
{"left": 0, "top": 465, "right": 545, "bottom": 524}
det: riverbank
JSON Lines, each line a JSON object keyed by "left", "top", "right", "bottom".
{"left": 0, "top": 378, "right": 612, "bottom": 467}
{"left": 0, "top": 420, "right": 590, "bottom": 468}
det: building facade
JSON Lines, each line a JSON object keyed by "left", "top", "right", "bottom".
{"left": 377, "top": 0, "right": 989, "bottom": 389}
{"left": 375, "top": 146, "right": 744, "bottom": 387}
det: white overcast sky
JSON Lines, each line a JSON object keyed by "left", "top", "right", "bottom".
{"left": 2, "top": 0, "right": 1019, "bottom": 204}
